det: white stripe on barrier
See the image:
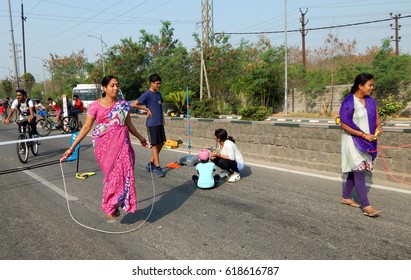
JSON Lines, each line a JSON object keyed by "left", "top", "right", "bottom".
{"left": 0, "top": 133, "right": 72, "bottom": 146}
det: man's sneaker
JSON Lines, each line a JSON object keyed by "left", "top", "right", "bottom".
{"left": 155, "top": 166, "right": 165, "bottom": 177}
{"left": 227, "top": 172, "right": 241, "bottom": 183}
{"left": 219, "top": 170, "right": 229, "bottom": 178}
{"left": 19, "top": 147, "right": 26, "bottom": 154}
{"left": 145, "top": 162, "right": 155, "bottom": 172}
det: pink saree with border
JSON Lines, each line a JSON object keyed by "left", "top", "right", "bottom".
{"left": 87, "top": 99, "right": 137, "bottom": 215}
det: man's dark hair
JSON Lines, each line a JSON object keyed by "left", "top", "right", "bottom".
{"left": 16, "top": 89, "right": 27, "bottom": 96}
{"left": 149, "top": 73, "right": 162, "bottom": 83}
{"left": 73, "top": 94, "right": 79, "bottom": 98}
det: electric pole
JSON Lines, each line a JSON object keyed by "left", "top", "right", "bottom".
{"left": 21, "top": 0, "right": 27, "bottom": 74}
{"left": 390, "top": 13, "right": 401, "bottom": 55}
{"left": 8, "top": 0, "right": 20, "bottom": 89}
{"left": 200, "top": 0, "right": 213, "bottom": 100}
{"left": 299, "top": 8, "right": 308, "bottom": 67}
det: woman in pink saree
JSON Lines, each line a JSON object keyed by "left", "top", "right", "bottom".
{"left": 63, "top": 76, "right": 148, "bottom": 220}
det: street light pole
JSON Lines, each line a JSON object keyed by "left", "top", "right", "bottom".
{"left": 88, "top": 33, "right": 107, "bottom": 76}
{"left": 33, "top": 56, "right": 47, "bottom": 95}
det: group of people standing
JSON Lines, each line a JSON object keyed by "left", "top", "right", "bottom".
{"left": 62, "top": 72, "right": 383, "bottom": 221}
{"left": 2, "top": 71, "right": 381, "bottom": 221}
{"left": 61, "top": 73, "right": 245, "bottom": 221}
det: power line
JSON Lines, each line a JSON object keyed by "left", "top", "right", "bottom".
{"left": 215, "top": 15, "right": 411, "bottom": 35}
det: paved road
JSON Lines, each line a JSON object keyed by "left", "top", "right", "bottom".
{"left": 0, "top": 123, "right": 410, "bottom": 261}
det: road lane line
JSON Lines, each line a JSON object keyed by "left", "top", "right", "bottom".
{"left": 143, "top": 145, "right": 411, "bottom": 196}
{"left": 23, "top": 170, "right": 78, "bottom": 201}
{"left": 242, "top": 162, "right": 411, "bottom": 195}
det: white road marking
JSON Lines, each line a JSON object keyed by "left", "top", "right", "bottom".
{"left": 23, "top": 170, "right": 78, "bottom": 201}
{"left": 137, "top": 143, "right": 411, "bottom": 196}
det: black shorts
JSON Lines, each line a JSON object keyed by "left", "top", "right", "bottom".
{"left": 147, "top": 125, "right": 166, "bottom": 145}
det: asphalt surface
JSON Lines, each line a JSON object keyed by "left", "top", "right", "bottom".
{"left": 0, "top": 123, "right": 411, "bottom": 261}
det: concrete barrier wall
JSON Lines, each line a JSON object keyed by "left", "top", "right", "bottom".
{"left": 79, "top": 114, "right": 411, "bottom": 185}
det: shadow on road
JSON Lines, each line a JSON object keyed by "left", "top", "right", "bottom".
{"left": 121, "top": 181, "right": 197, "bottom": 224}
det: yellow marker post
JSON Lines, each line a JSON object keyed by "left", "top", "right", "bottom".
{"left": 335, "top": 116, "right": 340, "bottom": 125}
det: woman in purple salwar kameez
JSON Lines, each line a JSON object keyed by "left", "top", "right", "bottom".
{"left": 339, "top": 73, "right": 383, "bottom": 218}
{"left": 63, "top": 76, "right": 148, "bottom": 221}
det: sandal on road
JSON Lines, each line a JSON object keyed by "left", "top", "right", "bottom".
{"left": 340, "top": 198, "right": 360, "bottom": 208}
{"left": 362, "top": 206, "right": 381, "bottom": 217}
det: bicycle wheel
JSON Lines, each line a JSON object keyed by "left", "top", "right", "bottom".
{"left": 36, "top": 119, "right": 52, "bottom": 136}
{"left": 16, "top": 134, "right": 29, "bottom": 163}
{"left": 61, "top": 116, "right": 78, "bottom": 133}
{"left": 30, "top": 135, "right": 39, "bottom": 156}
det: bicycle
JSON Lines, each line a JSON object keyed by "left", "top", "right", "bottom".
{"left": 36, "top": 110, "right": 78, "bottom": 136}
{"left": 16, "top": 116, "right": 40, "bottom": 164}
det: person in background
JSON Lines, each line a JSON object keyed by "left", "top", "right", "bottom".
{"left": 131, "top": 73, "right": 166, "bottom": 178}
{"left": 210, "top": 128, "right": 244, "bottom": 183}
{"left": 70, "top": 94, "right": 84, "bottom": 119}
{"left": 34, "top": 99, "right": 47, "bottom": 118}
{"left": 0, "top": 103, "right": 4, "bottom": 122}
{"left": 2, "top": 97, "right": 10, "bottom": 119}
{"left": 192, "top": 149, "right": 220, "bottom": 189}
{"left": 46, "top": 97, "right": 62, "bottom": 122}
{"left": 62, "top": 75, "right": 148, "bottom": 221}
{"left": 339, "top": 72, "right": 382, "bottom": 218}
{"left": 4, "top": 89, "right": 39, "bottom": 136}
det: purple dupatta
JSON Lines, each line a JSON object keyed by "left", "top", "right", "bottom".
{"left": 339, "top": 93, "right": 378, "bottom": 160}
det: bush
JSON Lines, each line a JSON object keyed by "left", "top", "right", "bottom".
{"left": 378, "top": 94, "right": 405, "bottom": 122}
{"left": 191, "top": 99, "right": 220, "bottom": 119}
{"left": 239, "top": 106, "right": 271, "bottom": 121}
{"left": 163, "top": 90, "right": 186, "bottom": 115}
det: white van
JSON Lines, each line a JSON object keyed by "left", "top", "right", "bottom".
{"left": 72, "top": 84, "right": 124, "bottom": 108}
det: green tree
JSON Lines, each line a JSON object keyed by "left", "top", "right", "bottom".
{"left": 371, "top": 39, "right": 411, "bottom": 99}
{"left": 1, "top": 79, "right": 13, "bottom": 98}
{"left": 21, "top": 72, "right": 36, "bottom": 94}
{"left": 48, "top": 50, "right": 88, "bottom": 96}
{"left": 139, "top": 21, "right": 193, "bottom": 98}
{"left": 106, "top": 38, "right": 147, "bottom": 99}
{"left": 232, "top": 38, "right": 284, "bottom": 113}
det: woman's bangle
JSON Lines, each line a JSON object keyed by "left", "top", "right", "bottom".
{"left": 68, "top": 147, "right": 73, "bottom": 152}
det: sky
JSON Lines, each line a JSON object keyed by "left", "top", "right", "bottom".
{"left": 0, "top": 0, "right": 410, "bottom": 82}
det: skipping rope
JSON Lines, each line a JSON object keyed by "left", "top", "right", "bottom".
{"left": 59, "top": 145, "right": 156, "bottom": 234}
{"left": 375, "top": 139, "right": 411, "bottom": 186}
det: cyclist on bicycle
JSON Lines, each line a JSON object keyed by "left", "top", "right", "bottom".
{"left": 4, "top": 89, "right": 39, "bottom": 136}
{"left": 46, "top": 97, "right": 62, "bottom": 125}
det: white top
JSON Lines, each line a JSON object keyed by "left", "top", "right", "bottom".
{"left": 221, "top": 139, "right": 245, "bottom": 171}
{"left": 35, "top": 103, "right": 46, "bottom": 111}
{"left": 11, "top": 99, "right": 34, "bottom": 121}
{"left": 341, "top": 96, "right": 372, "bottom": 172}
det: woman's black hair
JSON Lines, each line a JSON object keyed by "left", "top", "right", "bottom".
{"left": 350, "top": 73, "right": 374, "bottom": 93}
{"left": 101, "top": 75, "right": 119, "bottom": 97}
{"left": 101, "top": 75, "right": 118, "bottom": 87}
{"left": 215, "top": 128, "right": 235, "bottom": 143}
